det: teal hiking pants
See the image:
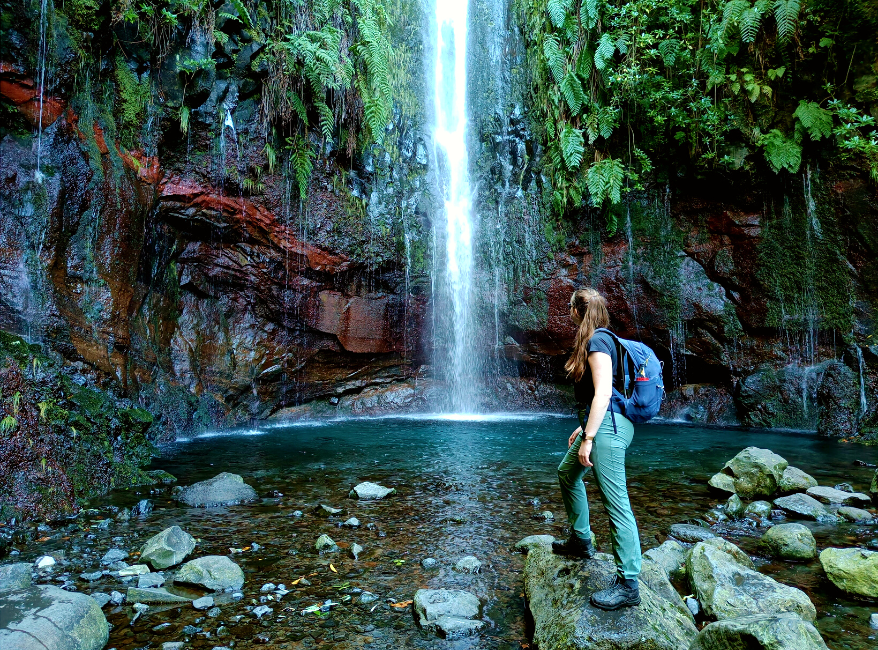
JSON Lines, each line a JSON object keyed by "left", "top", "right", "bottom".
{"left": 557, "top": 410, "right": 641, "bottom": 580}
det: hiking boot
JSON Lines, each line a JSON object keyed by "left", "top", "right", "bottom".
{"left": 551, "top": 535, "right": 597, "bottom": 559}
{"left": 590, "top": 576, "right": 640, "bottom": 610}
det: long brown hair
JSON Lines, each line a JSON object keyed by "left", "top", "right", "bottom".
{"left": 565, "top": 287, "right": 610, "bottom": 381}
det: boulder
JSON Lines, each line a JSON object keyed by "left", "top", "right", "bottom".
{"left": 0, "top": 585, "right": 109, "bottom": 650}
{"left": 669, "top": 523, "right": 716, "bottom": 543}
{"left": 178, "top": 472, "right": 257, "bottom": 507}
{"left": 837, "top": 506, "right": 873, "bottom": 522}
{"left": 413, "top": 589, "right": 483, "bottom": 639}
{"left": 139, "top": 526, "right": 196, "bottom": 569}
{"left": 690, "top": 613, "right": 829, "bottom": 650}
{"left": 699, "top": 537, "right": 756, "bottom": 569}
{"left": 348, "top": 482, "right": 396, "bottom": 500}
{"left": 773, "top": 494, "right": 835, "bottom": 521}
{"left": 726, "top": 494, "right": 746, "bottom": 518}
{"left": 175, "top": 556, "right": 244, "bottom": 591}
{"left": 806, "top": 485, "right": 871, "bottom": 506}
{"left": 643, "top": 539, "right": 687, "bottom": 581}
{"left": 745, "top": 500, "right": 774, "bottom": 520}
{"left": 724, "top": 447, "right": 788, "bottom": 499}
{"left": 760, "top": 524, "right": 817, "bottom": 560}
{"left": 514, "top": 535, "right": 555, "bottom": 553}
{"left": 687, "top": 542, "right": 816, "bottom": 621}
{"left": 126, "top": 587, "right": 191, "bottom": 604}
{"left": 708, "top": 472, "right": 737, "bottom": 494}
{"left": 137, "top": 573, "right": 165, "bottom": 589}
{"left": 640, "top": 556, "right": 695, "bottom": 624}
{"left": 778, "top": 467, "right": 818, "bottom": 493}
{"left": 100, "top": 549, "right": 128, "bottom": 565}
{"left": 454, "top": 556, "right": 481, "bottom": 574}
{"left": 819, "top": 547, "right": 878, "bottom": 598}
{"left": 0, "top": 563, "right": 32, "bottom": 591}
{"left": 524, "top": 546, "right": 697, "bottom": 650}
{"left": 315, "top": 534, "right": 338, "bottom": 553}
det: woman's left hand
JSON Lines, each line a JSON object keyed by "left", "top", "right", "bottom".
{"left": 578, "top": 438, "right": 593, "bottom": 467}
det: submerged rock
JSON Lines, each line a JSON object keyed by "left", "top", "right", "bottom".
{"left": 760, "top": 524, "right": 817, "bottom": 560}
{"left": 350, "top": 543, "right": 364, "bottom": 560}
{"left": 348, "top": 482, "right": 396, "bottom": 500}
{"left": 687, "top": 542, "right": 816, "bottom": 621}
{"left": 178, "top": 472, "right": 258, "bottom": 507}
{"left": 414, "top": 589, "right": 483, "bottom": 639}
{"left": 669, "top": 523, "right": 715, "bottom": 543}
{"left": 806, "top": 485, "right": 871, "bottom": 506}
{"left": 524, "top": 546, "right": 697, "bottom": 650}
{"left": 139, "top": 526, "right": 196, "bottom": 569}
{"left": 100, "top": 548, "right": 128, "bottom": 565}
{"left": 126, "top": 587, "right": 191, "bottom": 604}
{"left": 773, "top": 494, "right": 835, "bottom": 521}
{"left": 454, "top": 556, "right": 482, "bottom": 574}
{"left": 690, "top": 613, "right": 829, "bottom": 650}
{"left": 778, "top": 466, "right": 818, "bottom": 493}
{"left": 0, "top": 584, "right": 109, "bottom": 650}
{"left": 723, "top": 447, "right": 788, "bottom": 499}
{"left": 175, "top": 556, "right": 244, "bottom": 591}
{"left": 131, "top": 499, "right": 153, "bottom": 518}
{"left": 819, "top": 547, "right": 878, "bottom": 598}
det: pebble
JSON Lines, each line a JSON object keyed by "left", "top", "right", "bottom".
{"left": 231, "top": 592, "right": 244, "bottom": 600}
{"left": 540, "top": 510, "right": 554, "bottom": 520}
{"left": 137, "top": 573, "right": 165, "bottom": 589}
{"left": 34, "top": 556, "right": 56, "bottom": 569}
{"left": 181, "top": 624, "right": 201, "bottom": 634}
{"left": 152, "top": 622, "right": 172, "bottom": 632}
{"left": 252, "top": 605, "right": 273, "bottom": 618}
{"left": 133, "top": 603, "right": 149, "bottom": 613}
{"left": 684, "top": 596, "right": 700, "bottom": 616}
{"left": 351, "top": 543, "right": 364, "bottom": 559}
{"left": 101, "top": 549, "right": 128, "bottom": 565}
{"left": 118, "top": 564, "right": 150, "bottom": 576}
{"left": 343, "top": 517, "right": 361, "bottom": 527}
{"left": 81, "top": 571, "right": 103, "bottom": 582}
{"left": 360, "top": 591, "right": 379, "bottom": 604}
{"left": 421, "top": 558, "right": 438, "bottom": 569}
{"left": 260, "top": 582, "right": 277, "bottom": 592}
{"left": 91, "top": 592, "right": 111, "bottom": 608}
{"left": 454, "top": 556, "right": 482, "bottom": 574}
{"left": 193, "top": 596, "right": 215, "bottom": 610}
{"left": 292, "top": 510, "right": 303, "bottom": 517}
{"left": 161, "top": 643, "right": 184, "bottom": 650}
{"left": 298, "top": 578, "right": 311, "bottom": 586}
{"left": 110, "top": 590, "right": 125, "bottom": 605}
{"left": 870, "top": 613, "right": 878, "bottom": 630}
{"left": 207, "top": 606, "right": 222, "bottom": 618}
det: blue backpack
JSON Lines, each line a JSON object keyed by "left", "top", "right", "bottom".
{"left": 594, "top": 328, "right": 665, "bottom": 424}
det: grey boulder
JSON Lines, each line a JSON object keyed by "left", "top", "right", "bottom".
{"left": 687, "top": 542, "right": 816, "bottom": 621}
{"left": 723, "top": 447, "right": 788, "bottom": 499}
{"left": 697, "top": 537, "right": 756, "bottom": 570}
{"left": 348, "top": 482, "right": 396, "bottom": 500}
{"left": 175, "top": 556, "right": 244, "bottom": 591}
{"left": 524, "top": 546, "right": 697, "bottom": 650}
{"left": 178, "top": 472, "right": 257, "bottom": 507}
{"left": 708, "top": 472, "right": 737, "bottom": 494}
{"left": 414, "top": 589, "right": 483, "bottom": 639}
{"left": 745, "top": 500, "right": 774, "bottom": 520}
{"left": 773, "top": 494, "right": 836, "bottom": 522}
{"left": 126, "top": 587, "right": 191, "bottom": 604}
{"left": 726, "top": 494, "right": 746, "bottom": 518}
{"left": 778, "top": 466, "right": 818, "bottom": 493}
{"left": 139, "top": 526, "right": 196, "bottom": 569}
{"left": 819, "top": 547, "right": 878, "bottom": 598}
{"left": 806, "top": 485, "right": 871, "bottom": 506}
{"left": 514, "top": 535, "right": 555, "bottom": 553}
{"left": 669, "top": 523, "right": 716, "bottom": 543}
{"left": 837, "top": 506, "right": 874, "bottom": 522}
{"left": 690, "top": 613, "right": 829, "bottom": 650}
{"left": 643, "top": 539, "right": 687, "bottom": 581}
{"left": 760, "top": 524, "right": 817, "bottom": 560}
{"left": 0, "top": 563, "right": 32, "bottom": 592}
{"left": 0, "top": 585, "right": 109, "bottom": 650}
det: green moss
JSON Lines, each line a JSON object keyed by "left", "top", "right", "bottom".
{"left": 114, "top": 54, "right": 149, "bottom": 148}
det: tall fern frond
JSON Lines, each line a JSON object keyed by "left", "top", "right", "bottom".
{"left": 228, "top": 0, "right": 253, "bottom": 30}
{"left": 289, "top": 91, "right": 308, "bottom": 124}
{"left": 586, "top": 158, "right": 624, "bottom": 206}
{"left": 594, "top": 33, "right": 616, "bottom": 71}
{"left": 561, "top": 71, "right": 585, "bottom": 114}
{"left": 761, "top": 129, "right": 802, "bottom": 172}
{"left": 287, "top": 134, "right": 316, "bottom": 198}
{"left": 773, "top": 0, "right": 800, "bottom": 43}
{"left": 316, "top": 100, "right": 334, "bottom": 139}
{"left": 580, "top": 0, "right": 600, "bottom": 30}
{"left": 658, "top": 39, "right": 681, "bottom": 67}
{"left": 794, "top": 100, "right": 832, "bottom": 140}
{"left": 560, "top": 125, "right": 585, "bottom": 170}
{"left": 739, "top": 6, "right": 763, "bottom": 43}
{"left": 547, "top": 0, "right": 572, "bottom": 29}
{"left": 543, "top": 34, "right": 566, "bottom": 85}
{"left": 575, "top": 47, "right": 593, "bottom": 77}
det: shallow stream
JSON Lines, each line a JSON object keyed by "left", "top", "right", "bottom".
{"left": 20, "top": 416, "right": 878, "bottom": 649}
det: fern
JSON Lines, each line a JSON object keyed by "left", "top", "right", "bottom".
{"left": 543, "top": 34, "right": 566, "bottom": 84}
{"left": 720, "top": 0, "right": 749, "bottom": 38}
{"left": 316, "top": 100, "right": 335, "bottom": 139}
{"left": 794, "top": 101, "right": 832, "bottom": 140}
{"left": 286, "top": 134, "right": 316, "bottom": 198}
{"left": 586, "top": 158, "right": 624, "bottom": 206}
{"left": 594, "top": 33, "right": 616, "bottom": 71}
{"left": 547, "top": 0, "right": 572, "bottom": 29}
{"left": 580, "top": 0, "right": 600, "bottom": 30}
{"left": 560, "top": 125, "right": 585, "bottom": 170}
{"left": 761, "top": 129, "right": 802, "bottom": 172}
{"left": 575, "top": 47, "right": 593, "bottom": 77}
{"left": 0, "top": 415, "right": 16, "bottom": 435}
{"left": 561, "top": 71, "right": 585, "bottom": 114}
{"left": 739, "top": 6, "right": 763, "bottom": 43}
{"left": 773, "top": 0, "right": 800, "bottom": 43}
{"left": 228, "top": 0, "right": 253, "bottom": 30}
{"left": 658, "top": 39, "right": 681, "bottom": 67}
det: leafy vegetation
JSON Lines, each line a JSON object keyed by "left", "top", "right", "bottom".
{"left": 516, "top": 0, "right": 878, "bottom": 215}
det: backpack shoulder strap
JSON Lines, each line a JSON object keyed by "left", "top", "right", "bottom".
{"left": 593, "top": 328, "right": 626, "bottom": 393}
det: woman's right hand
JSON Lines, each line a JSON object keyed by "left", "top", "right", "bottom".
{"left": 568, "top": 426, "right": 582, "bottom": 448}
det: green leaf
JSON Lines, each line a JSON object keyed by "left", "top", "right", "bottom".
{"left": 739, "top": 6, "right": 763, "bottom": 43}
{"left": 547, "top": 0, "right": 573, "bottom": 29}
{"left": 760, "top": 129, "right": 802, "bottom": 173}
{"left": 794, "top": 100, "right": 833, "bottom": 140}
{"left": 594, "top": 33, "right": 616, "bottom": 71}
{"left": 228, "top": 0, "right": 253, "bottom": 30}
{"left": 773, "top": 0, "right": 800, "bottom": 43}
{"left": 658, "top": 39, "right": 681, "bottom": 67}
{"left": 580, "top": 0, "right": 600, "bottom": 30}
{"left": 560, "top": 71, "right": 585, "bottom": 113}
{"left": 586, "top": 158, "right": 624, "bottom": 206}
{"left": 560, "top": 125, "right": 585, "bottom": 170}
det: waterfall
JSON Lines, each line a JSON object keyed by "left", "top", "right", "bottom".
{"left": 432, "top": 0, "right": 479, "bottom": 412}
{"left": 856, "top": 345, "right": 868, "bottom": 415}
{"left": 35, "top": 0, "right": 50, "bottom": 183}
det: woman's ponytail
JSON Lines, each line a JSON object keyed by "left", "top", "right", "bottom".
{"left": 564, "top": 288, "right": 610, "bottom": 381}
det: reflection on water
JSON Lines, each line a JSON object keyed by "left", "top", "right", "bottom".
{"left": 26, "top": 416, "right": 878, "bottom": 649}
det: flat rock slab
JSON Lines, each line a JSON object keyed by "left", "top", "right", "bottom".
{"left": 524, "top": 546, "right": 697, "bottom": 650}
{"left": 414, "top": 589, "right": 482, "bottom": 638}
{"left": 0, "top": 563, "right": 32, "bottom": 591}
{"left": 0, "top": 584, "right": 109, "bottom": 650}
{"left": 806, "top": 486, "right": 871, "bottom": 505}
{"left": 175, "top": 556, "right": 245, "bottom": 591}
{"left": 178, "top": 472, "right": 257, "bottom": 507}
{"left": 669, "top": 523, "right": 716, "bottom": 543}
{"left": 773, "top": 494, "right": 835, "bottom": 521}
{"left": 698, "top": 537, "right": 755, "bottom": 569}
{"left": 837, "top": 506, "right": 874, "bottom": 522}
{"left": 690, "top": 613, "right": 829, "bottom": 650}
{"left": 348, "top": 482, "right": 396, "bottom": 500}
{"left": 137, "top": 573, "right": 165, "bottom": 589}
{"left": 687, "top": 543, "right": 816, "bottom": 621}
{"left": 126, "top": 587, "right": 192, "bottom": 604}
{"left": 819, "top": 547, "right": 878, "bottom": 598}
{"left": 140, "top": 526, "right": 196, "bottom": 569}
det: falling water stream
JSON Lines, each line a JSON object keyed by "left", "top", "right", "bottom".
{"left": 432, "top": 0, "right": 480, "bottom": 413}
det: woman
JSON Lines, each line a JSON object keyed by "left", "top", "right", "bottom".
{"left": 552, "top": 287, "right": 642, "bottom": 611}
